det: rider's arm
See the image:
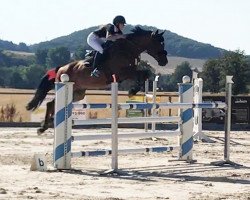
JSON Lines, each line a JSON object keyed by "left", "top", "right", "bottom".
{"left": 106, "top": 34, "right": 126, "bottom": 41}
{"left": 106, "top": 24, "right": 125, "bottom": 41}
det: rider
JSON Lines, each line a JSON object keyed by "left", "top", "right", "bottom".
{"left": 87, "top": 15, "right": 126, "bottom": 77}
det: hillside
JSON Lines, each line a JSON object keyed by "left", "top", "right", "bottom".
{"left": 3, "top": 50, "right": 35, "bottom": 60}
{"left": 29, "top": 25, "right": 225, "bottom": 59}
{"left": 2, "top": 49, "right": 205, "bottom": 74}
{"left": 141, "top": 53, "right": 206, "bottom": 74}
{"left": 0, "top": 40, "right": 30, "bottom": 52}
{"left": 0, "top": 24, "right": 225, "bottom": 60}
{"left": 0, "top": 50, "right": 35, "bottom": 67}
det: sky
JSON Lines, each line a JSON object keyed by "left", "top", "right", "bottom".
{"left": 1, "top": 0, "right": 250, "bottom": 54}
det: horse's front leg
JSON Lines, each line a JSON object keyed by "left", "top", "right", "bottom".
{"left": 128, "top": 83, "right": 141, "bottom": 97}
{"left": 119, "top": 67, "right": 141, "bottom": 96}
{"left": 73, "top": 89, "right": 86, "bottom": 102}
{"left": 37, "top": 99, "right": 55, "bottom": 135}
{"left": 128, "top": 69, "right": 148, "bottom": 97}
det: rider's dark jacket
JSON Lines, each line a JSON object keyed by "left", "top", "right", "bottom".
{"left": 93, "top": 24, "right": 123, "bottom": 38}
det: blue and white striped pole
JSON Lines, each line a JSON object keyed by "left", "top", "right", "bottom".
{"left": 53, "top": 74, "right": 74, "bottom": 170}
{"left": 178, "top": 76, "right": 194, "bottom": 161}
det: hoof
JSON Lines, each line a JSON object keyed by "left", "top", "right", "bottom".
{"left": 128, "top": 89, "right": 136, "bottom": 97}
{"left": 37, "top": 127, "right": 46, "bottom": 135}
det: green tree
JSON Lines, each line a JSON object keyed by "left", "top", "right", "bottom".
{"left": 0, "top": 50, "right": 10, "bottom": 67}
{"left": 169, "top": 61, "right": 193, "bottom": 91}
{"left": 25, "top": 64, "right": 46, "bottom": 89}
{"left": 201, "top": 50, "right": 249, "bottom": 94}
{"left": 158, "top": 74, "right": 175, "bottom": 91}
{"left": 246, "top": 56, "right": 250, "bottom": 90}
{"left": 74, "top": 45, "right": 88, "bottom": 60}
{"left": 46, "top": 47, "right": 70, "bottom": 68}
{"left": 172, "top": 61, "right": 192, "bottom": 82}
{"left": 201, "top": 59, "right": 221, "bottom": 92}
{"left": 0, "top": 67, "right": 14, "bottom": 87}
{"left": 9, "top": 71, "right": 25, "bottom": 88}
{"left": 17, "top": 42, "right": 30, "bottom": 52}
{"left": 157, "top": 62, "right": 193, "bottom": 92}
{"left": 36, "top": 49, "right": 48, "bottom": 65}
{"left": 219, "top": 50, "right": 248, "bottom": 94}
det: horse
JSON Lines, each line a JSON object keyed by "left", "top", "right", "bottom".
{"left": 26, "top": 27, "right": 168, "bottom": 134}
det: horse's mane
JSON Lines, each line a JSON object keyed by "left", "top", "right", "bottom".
{"left": 128, "top": 26, "right": 152, "bottom": 37}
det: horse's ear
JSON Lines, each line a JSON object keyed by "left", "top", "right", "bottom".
{"left": 151, "top": 30, "right": 159, "bottom": 37}
{"left": 160, "top": 30, "right": 165, "bottom": 36}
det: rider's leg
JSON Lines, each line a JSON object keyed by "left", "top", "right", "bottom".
{"left": 87, "top": 32, "right": 105, "bottom": 77}
{"left": 91, "top": 51, "right": 104, "bottom": 77}
{"left": 87, "top": 32, "right": 104, "bottom": 53}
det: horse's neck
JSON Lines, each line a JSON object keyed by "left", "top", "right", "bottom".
{"left": 126, "top": 35, "right": 149, "bottom": 53}
{"left": 109, "top": 39, "right": 140, "bottom": 59}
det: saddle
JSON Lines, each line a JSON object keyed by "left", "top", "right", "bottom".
{"left": 84, "top": 41, "right": 114, "bottom": 69}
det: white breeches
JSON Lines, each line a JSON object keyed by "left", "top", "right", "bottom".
{"left": 87, "top": 32, "right": 105, "bottom": 54}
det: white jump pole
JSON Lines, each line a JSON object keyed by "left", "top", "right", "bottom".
{"left": 53, "top": 74, "right": 74, "bottom": 170}
{"left": 225, "top": 76, "right": 233, "bottom": 161}
{"left": 151, "top": 75, "right": 159, "bottom": 132}
{"left": 111, "top": 79, "right": 119, "bottom": 171}
{"left": 193, "top": 78, "right": 202, "bottom": 137}
{"left": 193, "top": 78, "right": 215, "bottom": 143}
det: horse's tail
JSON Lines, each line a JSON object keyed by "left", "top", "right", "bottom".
{"left": 26, "top": 67, "right": 60, "bottom": 111}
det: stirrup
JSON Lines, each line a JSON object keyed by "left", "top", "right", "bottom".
{"left": 91, "top": 68, "right": 100, "bottom": 77}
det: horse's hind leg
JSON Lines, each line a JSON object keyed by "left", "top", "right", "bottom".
{"left": 37, "top": 89, "right": 86, "bottom": 135}
{"left": 37, "top": 99, "right": 55, "bottom": 135}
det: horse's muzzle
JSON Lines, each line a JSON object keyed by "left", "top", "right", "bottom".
{"left": 158, "top": 50, "right": 168, "bottom": 66}
{"left": 158, "top": 60, "right": 168, "bottom": 66}
{"left": 158, "top": 58, "right": 168, "bottom": 66}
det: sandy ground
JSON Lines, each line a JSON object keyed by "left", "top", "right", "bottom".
{"left": 0, "top": 127, "right": 249, "bottom": 200}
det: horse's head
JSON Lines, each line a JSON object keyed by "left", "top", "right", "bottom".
{"left": 147, "top": 30, "right": 168, "bottom": 66}
{"left": 128, "top": 27, "right": 168, "bottom": 66}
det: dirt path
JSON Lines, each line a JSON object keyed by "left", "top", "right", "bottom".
{"left": 0, "top": 128, "right": 249, "bottom": 200}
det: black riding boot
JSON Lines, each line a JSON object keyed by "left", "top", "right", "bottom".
{"left": 91, "top": 52, "right": 103, "bottom": 77}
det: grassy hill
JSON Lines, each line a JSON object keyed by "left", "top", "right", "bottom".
{"left": 28, "top": 25, "right": 225, "bottom": 59}
{"left": 0, "top": 24, "right": 226, "bottom": 60}
{"left": 0, "top": 50, "right": 35, "bottom": 67}
{"left": 2, "top": 49, "right": 206, "bottom": 74}
{"left": 141, "top": 53, "right": 206, "bottom": 74}
{"left": 3, "top": 50, "right": 35, "bottom": 60}
{"left": 0, "top": 24, "right": 219, "bottom": 74}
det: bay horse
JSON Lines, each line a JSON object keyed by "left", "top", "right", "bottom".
{"left": 26, "top": 27, "right": 168, "bottom": 134}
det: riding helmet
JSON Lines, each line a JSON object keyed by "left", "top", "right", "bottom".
{"left": 113, "top": 15, "right": 126, "bottom": 25}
